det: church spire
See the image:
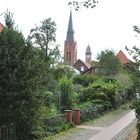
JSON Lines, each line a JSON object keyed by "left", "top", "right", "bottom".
{"left": 66, "top": 10, "right": 74, "bottom": 43}
{"left": 64, "top": 10, "right": 77, "bottom": 65}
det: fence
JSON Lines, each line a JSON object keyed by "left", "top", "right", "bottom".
{"left": 0, "top": 123, "right": 16, "bottom": 140}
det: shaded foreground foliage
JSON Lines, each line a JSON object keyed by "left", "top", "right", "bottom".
{"left": 126, "top": 45, "right": 140, "bottom": 140}
{"left": 0, "top": 27, "right": 48, "bottom": 139}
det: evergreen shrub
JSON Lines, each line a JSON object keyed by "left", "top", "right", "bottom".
{"left": 44, "top": 114, "right": 74, "bottom": 137}
{"left": 73, "top": 75, "right": 98, "bottom": 87}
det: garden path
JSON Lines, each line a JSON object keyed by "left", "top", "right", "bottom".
{"left": 77, "top": 110, "right": 136, "bottom": 140}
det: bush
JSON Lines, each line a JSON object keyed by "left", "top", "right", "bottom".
{"left": 79, "top": 79, "right": 127, "bottom": 109}
{"left": 134, "top": 99, "right": 140, "bottom": 140}
{"left": 73, "top": 75, "right": 98, "bottom": 87}
{"left": 44, "top": 114, "right": 74, "bottom": 137}
{"left": 80, "top": 104, "right": 105, "bottom": 122}
{"left": 58, "top": 76, "right": 74, "bottom": 112}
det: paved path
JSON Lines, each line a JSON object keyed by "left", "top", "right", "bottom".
{"left": 86, "top": 110, "right": 136, "bottom": 140}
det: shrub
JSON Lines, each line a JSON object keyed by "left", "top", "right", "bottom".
{"left": 44, "top": 114, "right": 74, "bottom": 137}
{"left": 58, "top": 76, "right": 74, "bottom": 112}
{"left": 73, "top": 75, "right": 98, "bottom": 87}
{"left": 134, "top": 99, "right": 140, "bottom": 140}
{"left": 79, "top": 79, "right": 127, "bottom": 109}
{"left": 80, "top": 104, "right": 105, "bottom": 122}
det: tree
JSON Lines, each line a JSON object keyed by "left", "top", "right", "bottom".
{"left": 126, "top": 26, "right": 140, "bottom": 140}
{"left": 0, "top": 12, "right": 48, "bottom": 139}
{"left": 58, "top": 76, "right": 74, "bottom": 113}
{"left": 97, "top": 49, "right": 123, "bottom": 76}
{"left": 68, "top": 0, "right": 98, "bottom": 10}
{"left": 126, "top": 46, "right": 140, "bottom": 140}
{"left": 4, "top": 9, "right": 15, "bottom": 29}
{"left": 28, "top": 18, "right": 57, "bottom": 56}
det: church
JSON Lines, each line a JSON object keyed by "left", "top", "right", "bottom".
{"left": 64, "top": 10, "right": 130, "bottom": 74}
{"left": 64, "top": 10, "right": 93, "bottom": 73}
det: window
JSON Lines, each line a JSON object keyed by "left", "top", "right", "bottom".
{"left": 80, "top": 66, "right": 84, "bottom": 72}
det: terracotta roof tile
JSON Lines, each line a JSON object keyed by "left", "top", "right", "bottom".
{"left": 116, "top": 50, "right": 130, "bottom": 64}
{"left": 0, "top": 23, "right": 4, "bottom": 32}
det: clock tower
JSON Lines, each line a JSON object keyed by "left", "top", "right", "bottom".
{"left": 85, "top": 44, "right": 91, "bottom": 63}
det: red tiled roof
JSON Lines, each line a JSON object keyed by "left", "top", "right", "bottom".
{"left": 116, "top": 50, "right": 130, "bottom": 64}
{"left": 0, "top": 23, "right": 4, "bottom": 32}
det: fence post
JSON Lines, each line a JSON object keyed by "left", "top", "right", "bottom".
{"left": 65, "top": 110, "right": 73, "bottom": 124}
{"left": 73, "top": 109, "right": 80, "bottom": 125}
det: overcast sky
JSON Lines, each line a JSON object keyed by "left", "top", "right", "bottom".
{"left": 0, "top": 0, "right": 140, "bottom": 61}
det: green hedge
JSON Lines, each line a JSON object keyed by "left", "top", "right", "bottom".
{"left": 134, "top": 99, "right": 140, "bottom": 140}
{"left": 80, "top": 104, "right": 105, "bottom": 122}
{"left": 79, "top": 79, "right": 128, "bottom": 109}
{"left": 44, "top": 114, "right": 74, "bottom": 137}
{"left": 73, "top": 75, "right": 98, "bottom": 87}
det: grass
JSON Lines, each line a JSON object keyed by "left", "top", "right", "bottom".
{"left": 127, "top": 129, "right": 137, "bottom": 140}
{"left": 46, "top": 128, "right": 83, "bottom": 140}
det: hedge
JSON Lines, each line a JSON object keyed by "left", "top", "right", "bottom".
{"left": 80, "top": 104, "right": 105, "bottom": 122}
{"left": 43, "top": 113, "right": 74, "bottom": 137}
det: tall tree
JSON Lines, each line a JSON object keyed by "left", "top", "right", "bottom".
{"left": 97, "top": 50, "right": 122, "bottom": 76}
{"left": 28, "top": 18, "right": 58, "bottom": 57}
{"left": 0, "top": 12, "right": 47, "bottom": 139}
{"left": 126, "top": 26, "right": 140, "bottom": 140}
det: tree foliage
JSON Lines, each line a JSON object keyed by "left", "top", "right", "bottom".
{"left": 97, "top": 50, "right": 123, "bottom": 76}
{"left": 0, "top": 12, "right": 48, "bottom": 139}
{"left": 28, "top": 18, "right": 60, "bottom": 64}
{"left": 126, "top": 26, "right": 140, "bottom": 140}
{"left": 58, "top": 76, "right": 74, "bottom": 112}
{"left": 4, "top": 10, "right": 15, "bottom": 29}
{"left": 68, "top": 0, "right": 98, "bottom": 10}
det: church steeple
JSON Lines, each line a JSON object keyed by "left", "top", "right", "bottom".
{"left": 66, "top": 10, "right": 74, "bottom": 43}
{"left": 64, "top": 10, "right": 77, "bottom": 65}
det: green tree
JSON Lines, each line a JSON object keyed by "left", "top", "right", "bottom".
{"left": 0, "top": 12, "right": 47, "bottom": 139}
{"left": 28, "top": 18, "right": 59, "bottom": 57}
{"left": 97, "top": 49, "right": 123, "bottom": 76}
{"left": 126, "top": 25, "right": 140, "bottom": 140}
{"left": 58, "top": 76, "right": 74, "bottom": 112}
{"left": 126, "top": 46, "right": 140, "bottom": 140}
{"left": 68, "top": 0, "right": 98, "bottom": 10}
{"left": 4, "top": 10, "right": 15, "bottom": 29}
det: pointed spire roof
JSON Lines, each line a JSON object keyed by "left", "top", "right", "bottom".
{"left": 66, "top": 10, "right": 74, "bottom": 43}
{"left": 116, "top": 50, "right": 130, "bottom": 64}
{"left": 86, "top": 44, "right": 91, "bottom": 54}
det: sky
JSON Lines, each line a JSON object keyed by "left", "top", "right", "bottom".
{"left": 0, "top": 0, "right": 140, "bottom": 61}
